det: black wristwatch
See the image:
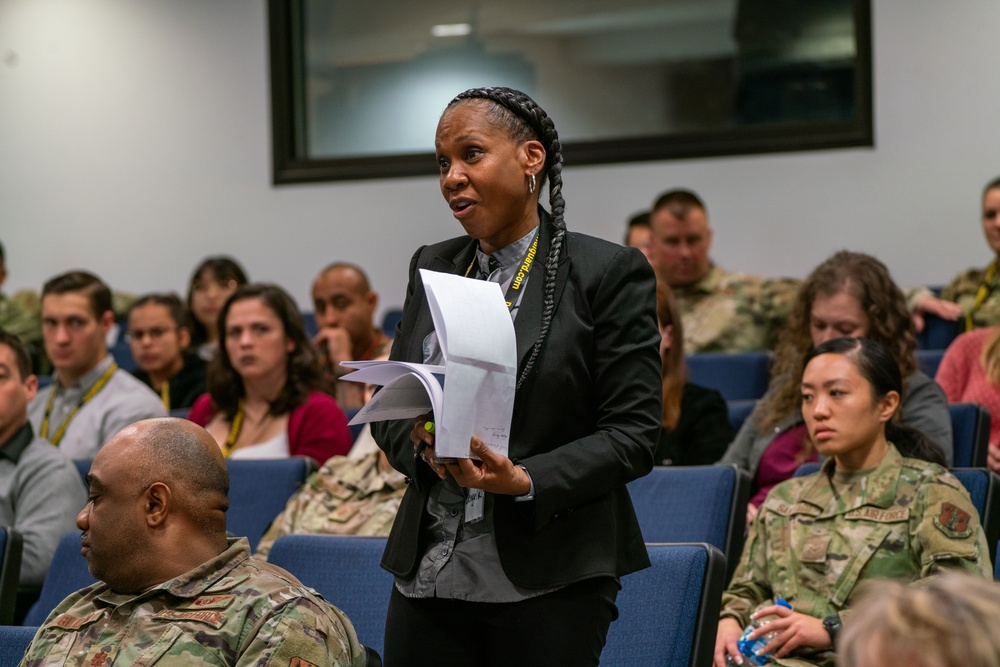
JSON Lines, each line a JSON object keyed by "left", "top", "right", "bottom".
{"left": 822, "top": 613, "right": 842, "bottom": 646}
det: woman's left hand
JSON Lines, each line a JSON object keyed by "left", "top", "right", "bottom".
{"left": 747, "top": 605, "right": 832, "bottom": 658}
{"left": 445, "top": 436, "right": 532, "bottom": 496}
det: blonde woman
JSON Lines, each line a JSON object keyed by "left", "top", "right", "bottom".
{"left": 839, "top": 573, "right": 1000, "bottom": 667}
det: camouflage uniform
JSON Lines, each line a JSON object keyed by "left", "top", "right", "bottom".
{"left": 720, "top": 445, "right": 992, "bottom": 667}
{"left": 675, "top": 265, "right": 799, "bottom": 353}
{"left": 19, "top": 537, "right": 365, "bottom": 667}
{"left": 0, "top": 289, "right": 41, "bottom": 349}
{"left": 255, "top": 451, "right": 406, "bottom": 559}
{"left": 940, "top": 263, "right": 1000, "bottom": 329}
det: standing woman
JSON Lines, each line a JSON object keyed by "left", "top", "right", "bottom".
{"left": 372, "top": 87, "right": 661, "bottom": 666}
{"left": 188, "top": 284, "right": 352, "bottom": 465}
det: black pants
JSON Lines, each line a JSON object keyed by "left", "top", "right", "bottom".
{"left": 382, "top": 577, "right": 620, "bottom": 667}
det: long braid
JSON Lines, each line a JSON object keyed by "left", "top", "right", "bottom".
{"left": 448, "top": 87, "right": 566, "bottom": 389}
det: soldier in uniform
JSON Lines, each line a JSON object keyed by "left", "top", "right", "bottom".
{"left": 255, "top": 449, "right": 407, "bottom": 559}
{"left": 19, "top": 418, "right": 365, "bottom": 667}
{"left": 714, "top": 338, "right": 992, "bottom": 667}
{"left": 645, "top": 189, "right": 798, "bottom": 353}
{"left": 938, "top": 177, "right": 1000, "bottom": 329}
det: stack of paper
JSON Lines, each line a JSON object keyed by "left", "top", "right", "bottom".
{"left": 341, "top": 269, "right": 517, "bottom": 459}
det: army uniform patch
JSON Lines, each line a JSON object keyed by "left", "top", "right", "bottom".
{"left": 933, "top": 502, "right": 973, "bottom": 538}
{"left": 289, "top": 658, "right": 319, "bottom": 667}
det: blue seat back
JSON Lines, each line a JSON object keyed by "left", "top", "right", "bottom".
{"left": 627, "top": 465, "right": 749, "bottom": 581}
{"left": 949, "top": 469, "right": 1000, "bottom": 574}
{"left": 0, "top": 527, "right": 23, "bottom": 625}
{"left": 686, "top": 352, "right": 770, "bottom": 401}
{"left": 226, "top": 457, "right": 317, "bottom": 551}
{"left": 915, "top": 314, "right": 963, "bottom": 350}
{"left": 24, "top": 531, "right": 97, "bottom": 626}
{"left": 108, "top": 340, "right": 137, "bottom": 373}
{"left": 915, "top": 349, "right": 945, "bottom": 379}
{"left": 603, "top": 543, "right": 725, "bottom": 667}
{"left": 268, "top": 535, "right": 392, "bottom": 654}
{"left": 0, "top": 626, "right": 37, "bottom": 667}
{"left": 727, "top": 399, "right": 757, "bottom": 434}
{"left": 343, "top": 407, "right": 364, "bottom": 443}
{"left": 380, "top": 309, "right": 403, "bottom": 338}
{"left": 950, "top": 403, "right": 990, "bottom": 468}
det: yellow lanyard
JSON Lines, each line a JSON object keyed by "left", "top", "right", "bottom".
{"left": 40, "top": 362, "right": 119, "bottom": 446}
{"left": 159, "top": 382, "right": 170, "bottom": 411}
{"left": 966, "top": 262, "right": 997, "bottom": 331}
{"left": 464, "top": 233, "right": 539, "bottom": 311}
{"left": 222, "top": 399, "right": 266, "bottom": 459}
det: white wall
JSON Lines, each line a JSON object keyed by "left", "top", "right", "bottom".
{"left": 1, "top": 0, "right": 998, "bottom": 319}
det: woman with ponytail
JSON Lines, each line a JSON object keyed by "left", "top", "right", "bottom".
{"left": 372, "top": 87, "right": 661, "bottom": 665}
{"left": 715, "top": 337, "right": 989, "bottom": 667}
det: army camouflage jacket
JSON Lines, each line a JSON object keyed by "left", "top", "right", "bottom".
{"left": 255, "top": 451, "right": 406, "bottom": 559}
{"left": 941, "top": 262, "right": 1000, "bottom": 329}
{"left": 675, "top": 264, "right": 799, "bottom": 353}
{"left": 721, "top": 445, "right": 992, "bottom": 667}
{"left": 19, "top": 538, "right": 365, "bottom": 667}
{"left": 0, "top": 289, "right": 41, "bottom": 349}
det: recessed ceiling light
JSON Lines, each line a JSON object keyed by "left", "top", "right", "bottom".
{"left": 431, "top": 23, "right": 471, "bottom": 37}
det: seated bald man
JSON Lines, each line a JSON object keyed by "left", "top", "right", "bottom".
{"left": 19, "top": 418, "right": 365, "bottom": 667}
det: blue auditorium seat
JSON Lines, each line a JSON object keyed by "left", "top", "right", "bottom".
{"left": 24, "top": 531, "right": 96, "bottom": 626}
{"left": 226, "top": 457, "right": 317, "bottom": 551}
{"left": 268, "top": 535, "right": 392, "bottom": 656}
{"left": 915, "top": 349, "right": 945, "bottom": 378}
{"left": 686, "top": 352, "right": 770, "bottom": 401}
{"left": 603, "top": 543, "right": 725, "bottom": 667}
{"left": 949, "top": 468, "right": 1000, "bottom": 568}
{"left": 628, "top": 465, "right": 750, "bottom": 581}
{"left": 727, "top": 399, "right": 757, "bottom": 434}
{"left": 950, "top": 402, "right": 990, "bottom": 468}
{"left": 915, "top": 314, "right": 963, "bottom": 350}
{"left": 0, "top": 625, "right": 37, "bottom": 667}
{"left": 380, "top": 309, "right": 403, "bottom": 338}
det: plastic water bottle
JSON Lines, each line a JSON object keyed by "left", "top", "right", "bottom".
{"left": 725, "top": 598, "right": 793, "bottom": 666}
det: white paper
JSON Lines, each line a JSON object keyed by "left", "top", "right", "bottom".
{"left": 339, "top": 270, "right": 517, "bottom": 460}
{"left": 419, "top": 269, "right": 517, "bottom": 459}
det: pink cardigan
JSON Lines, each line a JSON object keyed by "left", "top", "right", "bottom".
{"left": 936, "top": 327, "right": 1000, "bottom": 447}
{"left": 187, "top": 390, "right": 352, "bottom": 464}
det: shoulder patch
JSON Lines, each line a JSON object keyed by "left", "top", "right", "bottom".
{"left": 933, "top": 502, "right": 974, "bottom": 538}
{"left": 289, "top": 659, "right": 319, "bottom": 667}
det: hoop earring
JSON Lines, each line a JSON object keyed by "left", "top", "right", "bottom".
{"left": 527, "top": 173, "right": 537, "bottom": 194}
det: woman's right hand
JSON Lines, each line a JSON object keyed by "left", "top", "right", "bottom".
{"left": 410, "top": 414, "right": 445, "bottom": 479}
{"left": 746, "top": 502, "right": 759, "bottom": 525}
{"left": 714, "top": 617, "right": 743, "bottom": 667}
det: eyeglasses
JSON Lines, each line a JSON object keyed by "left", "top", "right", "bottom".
{"left": 125, "top": 327, "right": 178, "bottom": 343}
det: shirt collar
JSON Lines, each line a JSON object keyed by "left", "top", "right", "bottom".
{"left": 56, "top": 354, "right": 115, "bottom": 391}
{"left": 475, "top": 225, "right": 539, "bottom": 281}
{"left": 0, "top": 422, "right": 34, "bottom": 464}
{"left": 674, "top": 263, "right": 722, "bottom": 297}
{"left": 95, "top": 537, "right": 250, "bottom": 606}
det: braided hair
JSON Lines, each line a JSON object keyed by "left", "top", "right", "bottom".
{"left": 446, "top": 87, "right": 565, "bottom": 389}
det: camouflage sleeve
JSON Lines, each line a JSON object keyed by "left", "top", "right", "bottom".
{"left": 903, "top": 286, "right": 935, "bottom": 312}
{"left": 720, "top": 508, "right": 773, "bottom": 627}
{"left": 939, "top": 268, "right": 982, "bottom": 303}
{"left": 237, "top": 597, "right": 366, "bottom": 667}
{"left": 911, "top": 474, "right": 993, "bottom": 578}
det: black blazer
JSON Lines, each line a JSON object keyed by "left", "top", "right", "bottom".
{"left": 373, "top": 213, "right": 661, "bottom": 589}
